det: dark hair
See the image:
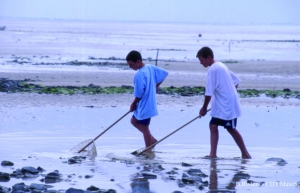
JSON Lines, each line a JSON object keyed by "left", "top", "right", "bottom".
{"left": 196, "top": 47, "right": 214, "bottom": 59}
{"left": 126, "top": 50, "right": 142, "bottom": 62}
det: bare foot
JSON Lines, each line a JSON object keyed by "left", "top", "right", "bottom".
{"left": 141, "top": 151, "right": 156, "bottom": 159}
{"left": 242, "top": 155, "right": 252, "bottom": 159}
{"left": 204, "top": 155, "right": 217, "bottom": 159}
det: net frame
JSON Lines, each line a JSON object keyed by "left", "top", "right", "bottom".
{"left": 70, "top": 139, "right": 97, "bottom": 160}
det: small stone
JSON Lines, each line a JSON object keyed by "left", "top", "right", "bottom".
{"left": 234, "top": 173, "right": 251, "bottom": 180}
{"left": 247, "top": 180, "right": 255, "bottom": 184}
{"left": 12, "top": 182, "right": 29, "bottom": 192}
{"left": 181, "top": 162, "right": 192, "bottom": 167}
{"left": 21, "top": 166, "right": 39, "bottom": 175}
{"left": 87, "top": 185, "right": 99, "bottom": 191}
{"left": 29, "top": 183, "right": 51, "bottom": 191}
{"left": 198, "top": 184, "right": 204, "bottom": 190}
{"left": 176, "top": 180, "right": 185, "bottom": 188}
{"left": 1, "top": 160, "right": 14, "bottom": 166}
{"left": 266, "top": 158, "right": 288, "bottom": 165}
{"left": 187, "top": 169, "right": 207, "bottom": 177}
{"left": 140, "top": 172, "right": 157, "bottom": 179}
{"left": 85, "top": 175, "right": 93, "bottom": 179}
{"left": 65, "top": 188, "right": 84, "bottom": 193}
{"left": 201, "top": 180, "right": 209, "bottom": 186}
{"left": 45, "top": 171, "right": 63, "bottom": 183}
{"left": 0, "top": 185, "right": 11, "bottom": 193}
{"left": 10, "top": 169, "right": 24, "bottom": 179}
{"left": 68, "top": 158, "right": 79, "bottom": 164}
{"left": 166, "top": 170, "right": 178, "bottom": 175}
{"left": 37, "top": 166, "right": 46, "bottom": 173}
{"left": 0, "top": 172, "right": 10, "bottom": 182}
{"left": 105, "top": 189, "right": 117, "bottom": 193}
{"left": 182, "top": 173, "right": 202, "bottom": 184}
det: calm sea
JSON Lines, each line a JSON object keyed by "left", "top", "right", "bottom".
{"left": 1, "top": 18, "right": 300, "bottom": 62}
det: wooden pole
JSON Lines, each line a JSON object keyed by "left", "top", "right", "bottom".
{"left": 155, "top": 49, "right": 159, "bottom": 66}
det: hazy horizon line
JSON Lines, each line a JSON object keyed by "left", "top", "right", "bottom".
{"left": 1, "top": 16, "right": 300, "bottom": 27}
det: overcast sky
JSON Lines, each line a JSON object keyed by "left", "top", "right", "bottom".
{"left": 0, "top": 0, "right": 299, "bottom": 25}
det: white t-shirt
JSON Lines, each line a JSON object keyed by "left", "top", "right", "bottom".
{"left": 205, "top": 62, "right": 241, "bottom": 120}
{"left": 133, "top": 64, "right": 168, "bottom": 120}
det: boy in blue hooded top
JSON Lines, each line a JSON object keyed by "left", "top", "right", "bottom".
{"left": 126, "top": 50, "right": 168, "bottom": 153}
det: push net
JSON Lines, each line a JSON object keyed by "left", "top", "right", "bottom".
{"left": 70, "top": 139, "right": 97, "bottom": 160}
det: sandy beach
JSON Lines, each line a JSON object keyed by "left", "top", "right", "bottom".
{"left": 1, "top": 59, "right": 300, "bottom": 91}
{"left": 1, "top": 18, "right": 300, "bottom": 193}
{"left": 1, "top": 58, "right": 300, "bottom": 109}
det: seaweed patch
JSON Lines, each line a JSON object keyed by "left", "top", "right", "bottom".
{"left": 1, "top": 78, "right": 299, "bottom": 99}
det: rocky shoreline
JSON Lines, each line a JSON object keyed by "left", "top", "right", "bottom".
{"left": 0, "top": 159, "right": 117, "bottom": 193}
{"left": 1, "top": 156, "right": 298, "bottom": 193}
{"left": 0, "top": 156, "right": 211, "bottom": 193}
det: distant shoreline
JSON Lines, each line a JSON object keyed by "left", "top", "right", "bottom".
{"left": 2, "top": 17, "right": 300, "bottom": 26}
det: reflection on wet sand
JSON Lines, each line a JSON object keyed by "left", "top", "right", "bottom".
{"left": 131, "top": 177, "right": 150, "bottom": 193}
{"left": 208, "top": 159, "right": 251, "bottom": 193}
{"left": 208, "top": 159, "right": 235, "bottom": 193}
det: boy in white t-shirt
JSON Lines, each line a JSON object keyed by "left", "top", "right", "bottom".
{"left": 197, "top": 47, "right": 251, "bottom": 159}
{"left": 126, "top": 50, "right": 168, "bottom": 154}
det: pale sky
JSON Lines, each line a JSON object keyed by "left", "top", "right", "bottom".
{"left": 0, "top": 0, "right": 299, "bottom": 25}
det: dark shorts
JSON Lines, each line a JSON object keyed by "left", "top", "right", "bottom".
{"left": 210, "top": 117, "right": 237, "bottom": 129}
{"left": 133, "top": 115, "right": 151, "bottom": 126}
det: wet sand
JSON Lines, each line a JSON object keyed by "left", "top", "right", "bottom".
{"left": 0, "top": 102, "right": 299, "bottom": 193}
{"left": 0, "top": 63, "right": 300, "bottom": 192}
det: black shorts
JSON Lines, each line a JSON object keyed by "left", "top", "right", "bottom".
{"left": 210, "top": 117, "right": 237, "bottom": 129}
{"left": 133, "top": 115, "right": 151, "bottom": 126}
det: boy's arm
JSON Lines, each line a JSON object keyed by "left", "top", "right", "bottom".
{"left": 156, "top": 81, "right": 163, "bottom": 92}
{"left": 156, "top": 82, "right": 162, "bottom": 87}
{"left": 199, "top": 95, "right": 211, "bottom": 117}
{"left": 130, "top": 97, "right": 141, "bottom": 112}
{"left": 154, "top": 66, "right": 168, "bottom": 89}
{"left": 230, "top": 70, "right": 240, "bottom": 86}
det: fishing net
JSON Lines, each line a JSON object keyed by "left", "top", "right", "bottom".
{"left": 131, "top": 148, "right": 156, "bottom": 159}
{"left": 131, "top": 147, "right": 145, "bottom": 156}
{"left": 70, "top": 139, "right": 97, "bottom": 160}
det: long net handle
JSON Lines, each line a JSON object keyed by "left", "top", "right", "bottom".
{"left": 78, "top": 111, "right": 131, "bottom": 153}
{"left": 137, "top": 109, "right": 211, "bottom": 156}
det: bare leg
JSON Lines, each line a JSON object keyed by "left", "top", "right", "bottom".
{"left": 131, "top": 116, "right": 157, "bottom": 151}
{"left": 209, "top": 124, "right": 219, "bottom": 158}
{"left": 227, "top": 128, "right": 251, "bottom": 159}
